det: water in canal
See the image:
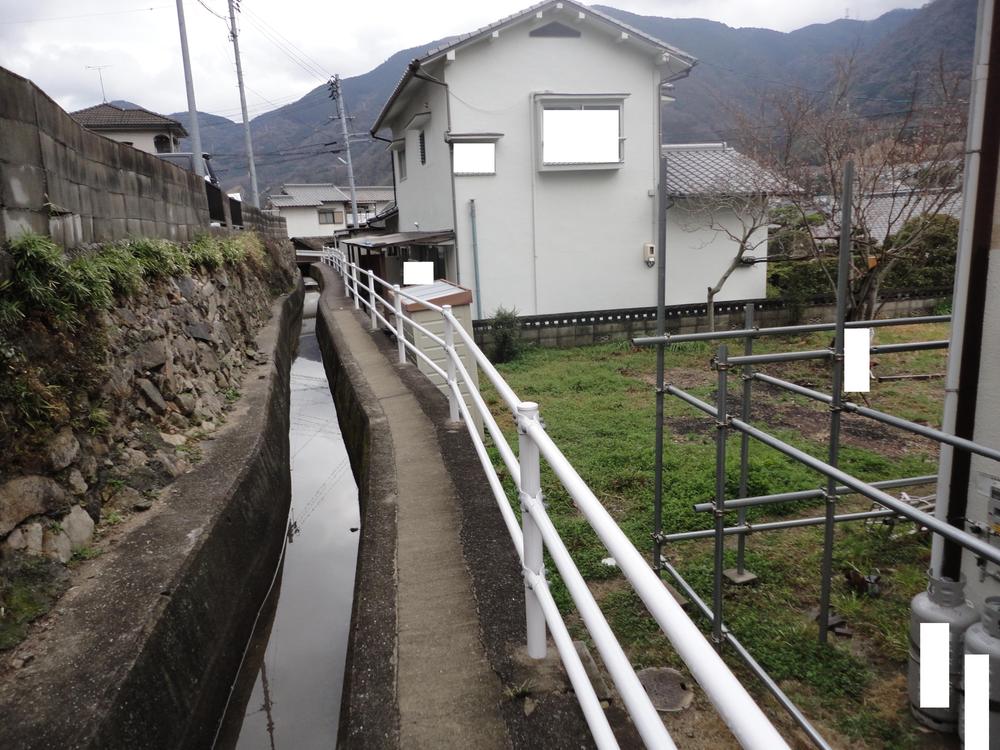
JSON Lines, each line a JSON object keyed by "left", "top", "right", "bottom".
{"left": 216, "top": 285, "right": 360, "bottom": 749}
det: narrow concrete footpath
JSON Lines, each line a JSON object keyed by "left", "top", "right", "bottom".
{"left": 322, "top": 274, "right": 509, "bottom": 748}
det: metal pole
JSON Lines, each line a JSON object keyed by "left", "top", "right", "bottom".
{"left": 443, "top": 305, "right": 460, "bottom": 422}
{"left": 333, "top": 75, "right": 360, "bottom": 229}
{"left": 517, "top": 402, "right": 547, "bottom": 659}
{"left": 691, "top": 474, "right": 938, "bottom": 513}
{"left": 469, "top": 199, "right": 482, "bottom": 320}
{"left": 653, "top": 148, "right": 668, "bottom": 573}
{"left": 393, "top": 284, "right": 406, "bottom": 364}
{"left": 352, "top": 265, "right": 359, "bottom": 310}
{"left": 818, "top": 160, "right": 853, "bottom": 644}
{"left": 736, "top": 303, "right": 754, "bottom": 576}
{"left": 712, "top": 344, "right": 729, "bottom": 647}
{"left": 226, "top": 0, "right": 259, "bottom": 207}
{"left": 368, "top": 271, "right": 377, "bottom": 330}
{"left": 660, "top": 560, "right": 833, "bottom": 750}
{"left": 174, "top": 0, "right": 204, "bottom": 176}
{"left": 662, "top": 509, "right": 907, "bottom": 541}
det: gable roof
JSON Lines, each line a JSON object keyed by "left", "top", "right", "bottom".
{"left": 663, "top": 143, "right": 788, "bottom": 197}
{"left": 372, "top": 0, "right": 697, "bottom": 134}
{"left": 70, "top": 103, "right": 187, "bottom": 135}
{"left": 268, "top": 184, "right": 394, "bottom": 208}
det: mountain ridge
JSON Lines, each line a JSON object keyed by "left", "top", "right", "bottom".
{"left": 158, "top": 0, "right": 974, "bottom": 196}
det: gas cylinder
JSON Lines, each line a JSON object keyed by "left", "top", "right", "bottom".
{"left": 908, "top": 575, "right": 979, "bottom": 732}
{"left": 960, "top": 596, "right": 1000, "bottom": 747}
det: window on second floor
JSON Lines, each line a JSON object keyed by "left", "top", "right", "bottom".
{"left": 453, "top": 142, "right": 496, "bottom": 175}
{"left": 536, "top": 95, "right": 626, "bottom": 170}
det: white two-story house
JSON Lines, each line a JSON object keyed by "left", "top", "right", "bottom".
{"left": 267, "top": 184, "right": 395, "bottom": 239}
{"left": 355, "top": 0, "right": 768, "bottom": 318}
{"left": 70, "top": 103, "right": 187, "bottom": 155}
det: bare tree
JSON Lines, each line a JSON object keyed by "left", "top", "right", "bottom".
{"left": 728, "top": 56, "right": 967, "bottom": 320}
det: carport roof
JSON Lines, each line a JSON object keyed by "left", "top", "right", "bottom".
{"left": 341, "top": 230, "right": 455, "bottom": 248}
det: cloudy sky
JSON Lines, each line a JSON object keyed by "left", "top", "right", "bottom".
{"left": 0, "top": 0, "right": 927, "bottom": 120}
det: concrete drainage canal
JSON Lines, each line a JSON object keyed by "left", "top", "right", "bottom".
{"left": 215, "top": 278, "right": 360, "bottom": 748}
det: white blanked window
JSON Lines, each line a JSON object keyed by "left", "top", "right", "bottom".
{"left": 536, "top": 95, "right": 626, "bottom": 170}
{"left": 453, "top": 142, "right": 496, "bottom": 175}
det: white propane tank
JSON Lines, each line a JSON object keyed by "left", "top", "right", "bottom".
{"left": 960, "top": 596, "right": 1000, "bottom": 747}
{"left": 909, "top": 575, "right": 979, "bottom": 731}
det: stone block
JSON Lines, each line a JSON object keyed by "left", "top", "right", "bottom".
{"left": 139, "top": 196, "right": 156, "bottom": 221}
{"left": 0, "top": 475, "right": 69, "bottom": 536}
{"left": 140, "top": 219, "right": 156, "bottom": 237}
{"left": 1, "top": 163, "right": 46, "bottom": 209}
{"left": 109, "top": 193, "right": 127, "bottom": 219}
{"left": 124, "top": 190, "right": 141, "bottom": 219}
{"left": 0, "top": 119, "right": 43, "bottom": 165}
{"left": 77, "top": 184, "right": 93, "bottom": 216}
{"left": 126, "top": 218, "right": 142, "bottom": 236}
{"left": 1, "top": 208, "right": 48, "bottom": 242}
{"left": 92, "top": 217, "right": 113, "bottom": 243}
{"left": 111, "top": 218, "right": 127, "bottom": 239}
{"left": 153, "top": 199, "right": 167, "bottom": 223}
{"left": 47, "top": 177, "right": 80, "bottom": 214}
{"left": 80, "top": 215, "right": 94, "bottom": 244}
{"left": 0, "top": 69, "right": 38, "bottom": 122}
{"left": 63, "top": 505, "right": 95, "bottom": 550}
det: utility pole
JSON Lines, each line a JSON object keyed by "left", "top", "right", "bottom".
{"left": 175, "top": 0, "right": 205, "bottom": 176}
{"left": 85, "top": 65, "right": 111, "bottom": 102}
{"left": 227, "top": 0, "right": 259, "bottom": 207}
{"left": 329, "top": 75, "right": 359, "bottom": 228}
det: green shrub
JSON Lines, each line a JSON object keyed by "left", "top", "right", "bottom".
{"left": 489, "top": 306, "right": 523, "bottom": 363}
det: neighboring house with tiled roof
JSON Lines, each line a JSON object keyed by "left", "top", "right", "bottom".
{"left": 661, "top": 143, "right": 790, "bottom": 303}
{"left": 70, "top": 103, "right": 187, "bottom": 155}
{"left": 361, "top": 0, "right": 699, "bottom": 317}
{"left": 266, "top": 184, "right": 394, "bottom": 238}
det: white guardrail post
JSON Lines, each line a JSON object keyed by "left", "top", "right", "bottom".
{"left": 442, "top": 305, "right": 460, "bottom": 422}
{"left": 368, "top": 271, "right": 378, "bottom": 330}
{"left": 517, "top": 401, "right": 547, "bottom": 659}
{"left": 393, "top": 284, "right": 406, "bottom": 364}
{"left": 352, "top": 264, "right": 360, "bottom": 310}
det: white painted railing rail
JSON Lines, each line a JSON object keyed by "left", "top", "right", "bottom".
{"left": 323, "top": 248, "right": 790, "bottom": 750}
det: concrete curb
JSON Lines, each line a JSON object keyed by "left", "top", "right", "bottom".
{"left": 312, "top": 263, "right": 400, "bottom": 749}
{"left": 0, "top": 279, "right": 304, "bottom": 749}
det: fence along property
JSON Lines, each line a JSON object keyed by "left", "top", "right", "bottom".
{"left": 325, "top": 248, "right": 790, "bottom": 749}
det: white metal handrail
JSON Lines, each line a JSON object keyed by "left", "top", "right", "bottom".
{"left": 323, "top": 248, "right": 789, "bottom": 749}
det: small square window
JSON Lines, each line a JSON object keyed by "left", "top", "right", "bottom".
{"left": 318, "top": 209, "right": 336, "bottom": 224}
{"left": 453, "top": 143, "right": 495, "bottom": 175}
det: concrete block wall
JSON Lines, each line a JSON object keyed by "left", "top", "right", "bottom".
{"left": 0, "top": 66, "right": 287, "bottom": 248}
{"left": 242, "top": 205, "right": 288, "bottom": 244}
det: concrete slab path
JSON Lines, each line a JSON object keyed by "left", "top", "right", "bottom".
{"left": 327, "top": 281, "right": 509, "bottom": 749}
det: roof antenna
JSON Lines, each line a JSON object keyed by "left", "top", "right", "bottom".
{"left": 85, "top": 65, "right": 111, "bottom": 102}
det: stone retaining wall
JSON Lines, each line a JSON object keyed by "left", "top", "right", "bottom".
{"left": 0, "top": 281, "right": 304, "bottom": 748}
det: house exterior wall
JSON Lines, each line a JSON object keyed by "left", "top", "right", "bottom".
{"left": 96, "top": 130, "right": 173, "bottom": 155}
{"left": 442, "top": 19, "right": 661, "bottom": 316}
{"left": 386, "top": 73, "right": 455, "bottom": 235}
{"left": 276, "top": 201, "right": 391, "bottom": 238}
{"left": 666, "top": 202, "right": 768, "bottom": 304}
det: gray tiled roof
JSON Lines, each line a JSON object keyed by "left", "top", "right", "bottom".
{"left": 663, "top": 143, "right": 787, "bottom": 197}
{"left": 70, "top": 103, "right": 187, "bottom": 134}
{"left": 857, "top": 190, "right": 963, "bottom": 243}
{"left": 269, "top": 184, "right": 394, "bottom": 208}
{"left": 372, "top": 0, "right": 697, "bottom": 134}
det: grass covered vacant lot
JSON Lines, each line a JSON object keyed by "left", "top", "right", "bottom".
{"left": 481, "top": 323, "right": 950, "bottom": 749}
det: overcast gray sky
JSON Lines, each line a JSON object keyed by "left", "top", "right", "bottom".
{"left": 0, "top": 0, "right": 928, "bottom": 120}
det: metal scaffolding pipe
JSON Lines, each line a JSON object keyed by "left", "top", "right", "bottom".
{"left": 736, "top": 303, "right": 754, "bottom": 573}
{"left": 691, "top": 474, "right": 938, "bottom": 513}
{"left": 727, "top": 349, "right": 832, "bottom": 366}
{"left": 869, "top": 340, "right": 949, "bottom": 354}
{"left": 665, "top": 384, "right": 1000, "bottom": 566}
{"left": 753, "top": 373, "right": 1000, "bottom": 463}
{"left": 632, "top": 315, "right": 951, "bottom": 346}
{"left": 660, "top": 509, "right": 901, "bottom": 541}
{"left": 712, "top": 345, "right": 729, "bottom": 645}
{"left": 659, "top": 560, "right": 833, "bottom": 750}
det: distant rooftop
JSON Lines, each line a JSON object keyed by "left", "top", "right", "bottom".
{"left": 268, "top": 184, "right": 394, "bottom": 208}
{"left": 70, "top": 103, "right": 187, "bottom": 135}
{"left": 663, "top": 143, "right": 788, "bottom": 197}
